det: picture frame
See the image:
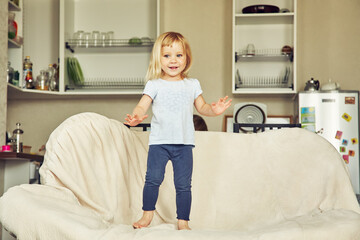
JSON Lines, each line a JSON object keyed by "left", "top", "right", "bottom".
{"left": 266, "top": 115, "right": 294, "bottom": 124}
{"left": 222, "top": 115, "right": 234, "bottom": 132}
{"left": 222, "top": 115, "right": 294, "bottom": 132}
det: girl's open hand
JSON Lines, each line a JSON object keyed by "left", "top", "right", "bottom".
{"left": 211, "top": 96, "right": 232, "bottom": 115}
{"left": 124, "top": 114, "right": 148, "bottom": 127}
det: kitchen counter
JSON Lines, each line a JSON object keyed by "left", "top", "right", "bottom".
{"left": 0, "top": 152, "right": 44, "bottom": 162}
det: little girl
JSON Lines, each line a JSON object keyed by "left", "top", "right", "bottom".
{"left": 124, "top": 32, "right": 231, "bottom": 230}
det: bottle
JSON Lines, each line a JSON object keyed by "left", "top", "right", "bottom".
{"left": 12, "top": 123, "right": 24, "bottom": 153}
{"left": 47, "top": 64, "right": 58, "bottom": 91}
{"left": 7, "top": 61, "right": 14, "bottom": 83}
{"left": 23, "top": 56, "right": 34, "bottom": 89}
{"left": 13, "top": 70, "right": 19, "bottom": 86}
{"left": 35, "top": 70, "right": 49, "bottom": 90}
{"left": 8, "top": 12, "right": 17, "bottom": 39}
{"left": 51, "top": 59, "right": 60, "bottom": 91}
{"left": 47, "top": 64, "right": 55, "bottom": 80}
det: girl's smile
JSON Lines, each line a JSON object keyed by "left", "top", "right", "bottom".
{"left": 161, "top": 41, "right": 186, "bottom": 81}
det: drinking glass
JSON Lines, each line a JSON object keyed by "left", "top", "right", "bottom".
{"left": 92, "top": 31, "right": 100, "bottom": 47}
{"left": 84, "top": 32, "right": 91, "bottom": 48}
{"left": 107, "top": 31, "right": 114, "bottom": 46}
{"left": 74, "top": 30, "right": 84, "bottom": 46}
{"left": 246, "top": 44, "right": 255, "bottom": 55}
{"left": 100, "top": 32, "right": 108, "bottom": 47}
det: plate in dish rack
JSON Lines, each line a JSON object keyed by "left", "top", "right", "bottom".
{"left": 67, "top": 57, "right": 84, "bottom": 85}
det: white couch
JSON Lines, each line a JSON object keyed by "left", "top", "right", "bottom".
{"left": 1, "top": 112, "right": 360, "bottom": 240}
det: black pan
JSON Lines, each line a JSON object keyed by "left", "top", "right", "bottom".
{"left": 242, "top": 5, "right": 279, "bottom": 14}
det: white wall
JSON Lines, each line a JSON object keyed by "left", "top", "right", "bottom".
{"left": 23, "top": 0, "right": 59, "bottom": 76}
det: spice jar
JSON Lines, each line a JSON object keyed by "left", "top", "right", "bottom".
{"left": 35, "top": 70, "right": 49, "bottom": 90}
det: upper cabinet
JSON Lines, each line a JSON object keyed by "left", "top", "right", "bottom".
{"left": 8, "top": 0, "right": 23, "bottom": 85}
{"left": 59, "top": 0, "right": 160, "bottom": 95}
{"left": 232, "top": 0, "right": 297, "bottom": 94}
{"left": 8, "top": 0, "right": 160, "bottom": 98}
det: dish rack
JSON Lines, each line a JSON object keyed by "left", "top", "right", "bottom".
{"left": 235, "top": 48, "right": 292, "bottom": 62}
{"left": 235, "top": 76, "right": 289, "bottom": 88}
{"left": 235, "top": 66, "right": 291, "bottom": 89}
{"left": 66, "top": 38, "right": 154, "bottom": 49}
{"left": 67, "top": 77, "right": 146, "bottom": 89}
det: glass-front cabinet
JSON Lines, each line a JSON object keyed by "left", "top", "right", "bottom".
{"left": 232, "top": 0, "right": 297, "bottom": 94}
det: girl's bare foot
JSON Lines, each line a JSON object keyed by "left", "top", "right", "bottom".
{"left": 133, "top": 211, "right": 154, "bottom": 229}
{"left": 178, "top": 219, "right": 191, "bottom": 230}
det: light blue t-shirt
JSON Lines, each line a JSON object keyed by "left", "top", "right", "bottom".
{"left": 143, "top": 78, "right": 203, "bottom": 145}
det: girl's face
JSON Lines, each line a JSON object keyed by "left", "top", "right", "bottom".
{"left": 160, "top": 41, "right": 186, "bottom": 81}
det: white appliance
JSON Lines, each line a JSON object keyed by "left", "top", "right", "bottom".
{"left": 298, "top": 91, "right": 360, "bottom": 194}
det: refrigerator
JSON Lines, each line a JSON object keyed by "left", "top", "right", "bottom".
{"left": 298, "top": 91, "right": 360, "bottom": 194}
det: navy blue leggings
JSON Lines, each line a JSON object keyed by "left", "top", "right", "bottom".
{"left": 142, "top": 144, "right": 193, "bottom": 221}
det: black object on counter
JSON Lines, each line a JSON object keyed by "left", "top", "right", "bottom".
{"left": 242, "top": 5, "right": 279, "bottom": 14}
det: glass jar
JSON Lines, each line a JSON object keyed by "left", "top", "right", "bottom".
{"left": 7, "top": 61, "right": 14, "bottom": 83}
{"left": 8, "top": 12, "right": 17, "bottom": 39}
{"left": 35, "top": 70, "right": 49, "bottom": 90}
{"left": 12, "top": 123, "right": 23, "bottom": 153}
{"left": 47, "top": 64, "right": 59, "bottom": 91}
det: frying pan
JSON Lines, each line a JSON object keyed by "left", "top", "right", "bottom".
{"left": 242, "top": 5, "right": 279, "bottom": 14}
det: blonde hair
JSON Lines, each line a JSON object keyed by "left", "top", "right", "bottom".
{"left": 146, "top": 32, "right": 192, "bottom": 81}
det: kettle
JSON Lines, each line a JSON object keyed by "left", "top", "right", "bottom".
{"left": 304, "top": 78, "right": 320, "bottom": 91}
{"left": 321, "top": 79, "right": 340, "bottom": 91}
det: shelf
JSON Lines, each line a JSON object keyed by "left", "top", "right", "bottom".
{"left": 8, "top": 83, "right": 62, "bottom": 95}
{"left": 8, "top": 0, "right": 21, "bottom": 11}
{"left": 66, "top": 39, "right": 154, "bottom": 53}
{"left": 233, "top": 88, "right": 296, "bottom": 95}
{"left": 7, "top": 83, "right": 143, "bottom": 99}
{"left": 236, "top": 53, "right": 292, "bottom": 62}
{"left": 8, "top": 38, "right": 22, "bottom": 48}
{"left": 67, "top": 77, "right": 145, "bottom": 89}
{"left": 63, "top": 88, "right": 143, "bottom": 95}
{"left": 235, "top": 12, "right": 294, "bottom": 18}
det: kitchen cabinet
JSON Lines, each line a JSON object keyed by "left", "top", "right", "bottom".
{"left": 7, "top": 0, "right": 23, "bottom": 86}
{"left": 7, "top": 0, "right": 159, "bottom": 97}
{"left": 232, "top": 0, "right": 297, "bottom": 94}
{"left": 58, "top": 0, "right": 160, "bottom": 95}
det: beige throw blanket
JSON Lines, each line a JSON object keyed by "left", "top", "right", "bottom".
{"left": 1, "top": 112, "right": 360, "bottom": 239}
